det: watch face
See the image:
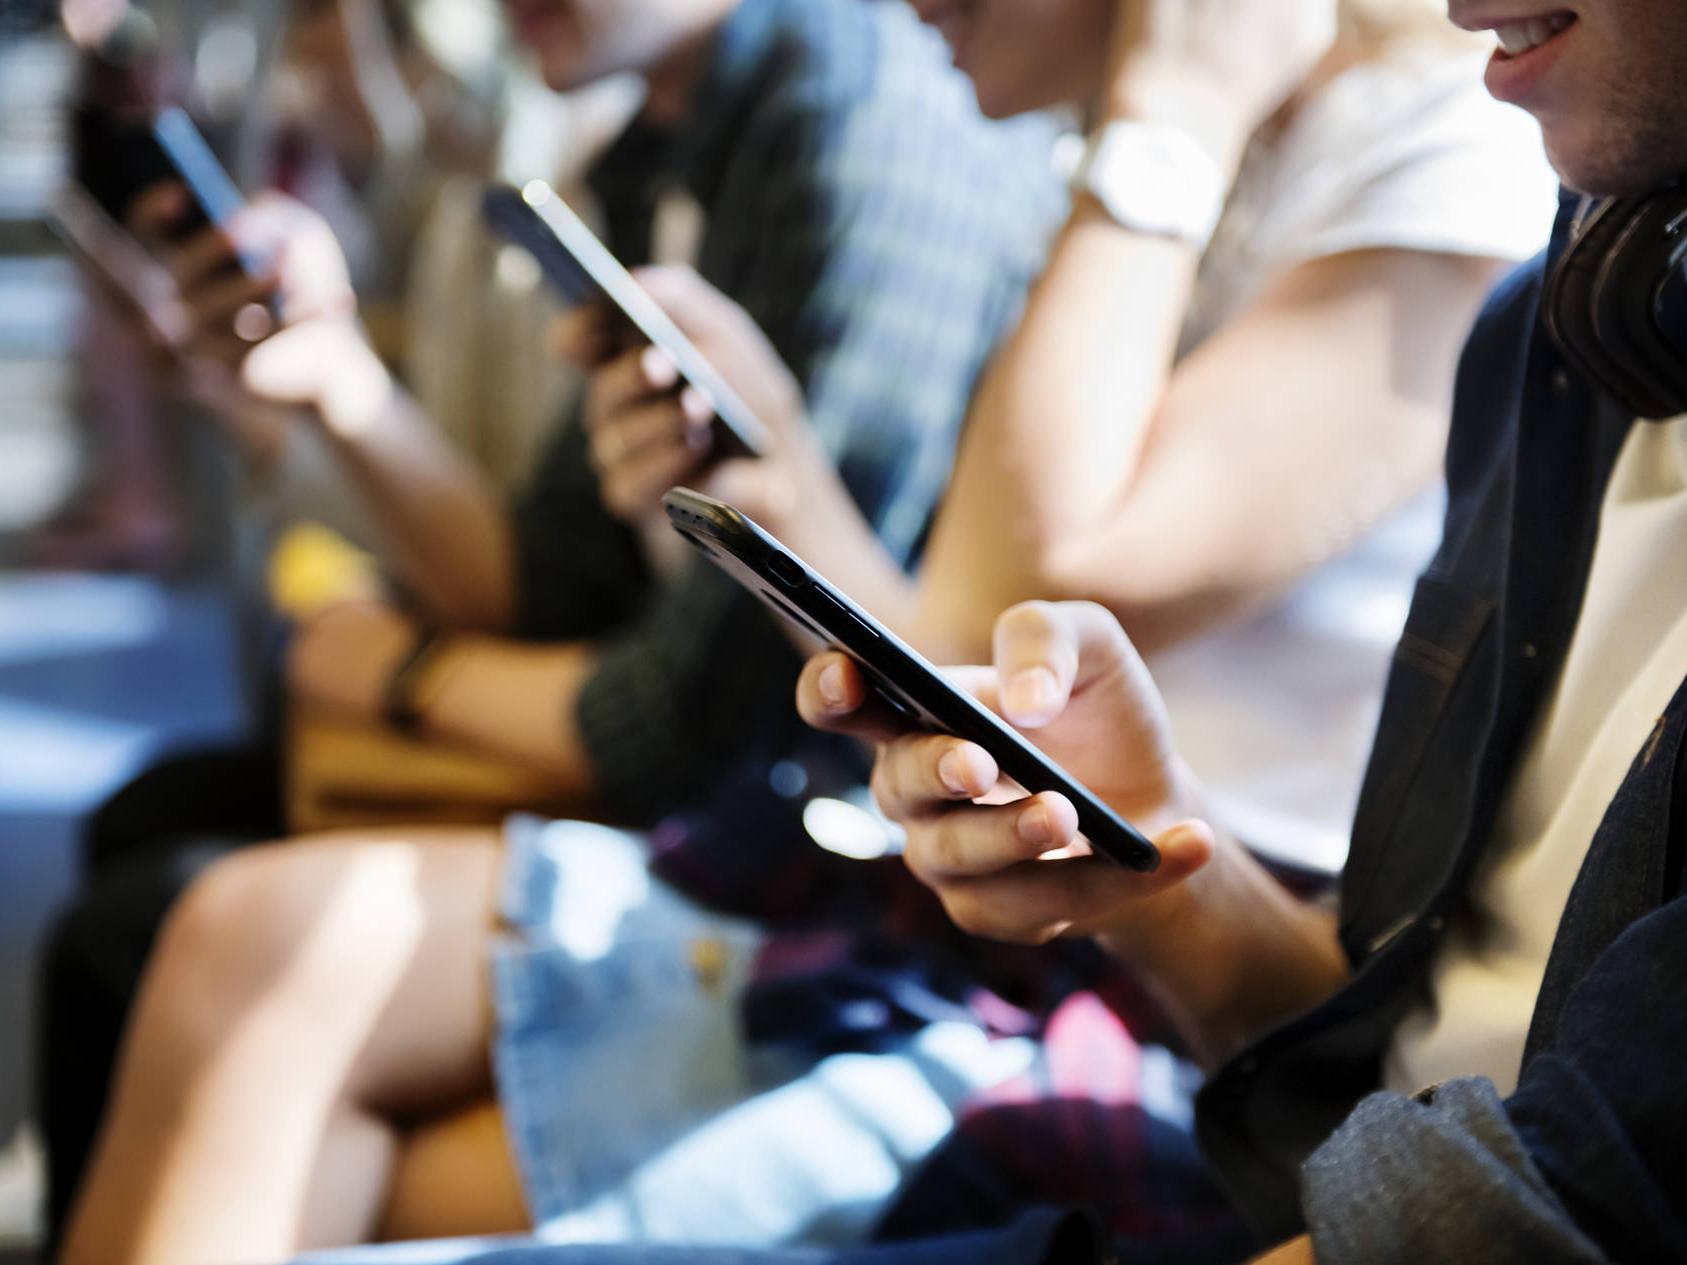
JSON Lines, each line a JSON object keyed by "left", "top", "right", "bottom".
{"left": 1084, "top": 123, "right": 1226, "bottom": 246}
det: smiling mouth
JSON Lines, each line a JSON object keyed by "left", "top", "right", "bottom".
{"left": 1490, "top": 11, "right": 1576, "bottom": 58}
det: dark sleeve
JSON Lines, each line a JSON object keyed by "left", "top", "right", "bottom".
{"left": 509, "top": 414, "right": 653, "bottom": 642}
{"left": 575, "top": 76, "right": 1057, "bottom": 821}
{"left": 1301, "top": 897, "right": 1687, "bottom": 1262}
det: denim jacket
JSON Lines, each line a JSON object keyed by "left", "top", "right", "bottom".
{"left": 1197, "top": 192, "right": 1687, "bottom": 1261}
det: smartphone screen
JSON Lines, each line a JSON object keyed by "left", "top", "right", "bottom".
{"left": 482, "top": 180, "right": 769, "bottom": 460}
{"left": 74, "top": 104, "right": 258, "bottom": 272}
{"left": 663, "top": 487, "right": 1162, "bottom": 872}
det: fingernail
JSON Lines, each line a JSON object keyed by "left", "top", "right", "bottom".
{"left": 1005, "top": 667, "right": 1060, "bottom": 719}
{"left": 643, "top": 347, "right": 677, "bottom": 387}
{"left": 1164, "top": 822, "right": 1210, "bottom": 854}
{"left": 819, "top": 661, "right": 848, "bottom": 709}
{"left": 1017, "top": 803, "right": 1053, "bottom": 846}
{"left": 938, "top": 748, "right": 972, "bottom": 796}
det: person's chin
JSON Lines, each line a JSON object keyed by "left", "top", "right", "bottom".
{"left": 536, "top": 51, "right": 602, "bottom": 94}
{"left": 1545, "top": 124, "right": 1687, "bottom": 198}
{"left": 970, "top": 72, "right": 1067, "bottom": 121}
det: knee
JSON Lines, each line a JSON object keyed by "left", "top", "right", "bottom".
{"left": 144, "top": 845, "right": 322, "bottom": 1045}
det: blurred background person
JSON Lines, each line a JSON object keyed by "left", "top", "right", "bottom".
{"left": 50, "top": 3, "right": 1564, "bottom": 1265}
{"left": 582, "top": 0, "right": 1560, "bottom": 878}
{"left": 50, "top": 0, "right": 1059, "bottom": 1261}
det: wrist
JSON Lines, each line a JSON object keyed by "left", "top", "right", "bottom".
{"left": 1101, "top": 72, "right": 1250, "bottom": 179}
{"left": 1100, "top": 831, "right": 1344, "bottom": 1066}
{"left": 1068, "top": 119, "right": 1232, "bottom": 251}
{"left": 1095, "top": 834, "right": 1256, "bottom": 1059}
{"left": 315, "top": 333, "right": 398, "bottom": 441}
{"left": 382, "top": 625, "right": 448, "bottom": 735}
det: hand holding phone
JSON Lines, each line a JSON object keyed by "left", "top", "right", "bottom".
{"left": 482, "top": 180, "right": 771, "bottom": 460}
{"left": 664, "top": 488, "right": 1167, "bottom": 872}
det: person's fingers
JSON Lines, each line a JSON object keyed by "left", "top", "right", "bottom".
{"left": 796, "top": 652, "right": 919, "bottom": 744}
{"left": 992, "top": 600, "right": 1139, "bottom": 729}
{"left": 868, "top": 732, "right": 1000, "bottom": 820}
{"left": 183, "top": 270, "right": 280, "bottom": 338}
{"left": 125, "top": 181, "right": 190, "bottom": 249}
{"left": 925, "top": 855, "right": 1118, "bottom": 944}
{"left": 584, "top": 344, "right": 680, "bottom": 428}
{"left": 916, "top": 817, "right": 1215, "bottom": 944}
{"left": 163, "top": 225, "right": 249, "bottom": 293}
{"left": 631, "top": 263, "right": 736, "bottom": 337}
{"left": 598, "top": 439, "right": 711, "bottom": 521}
{"left": 586, "top": 397, "right": 706, "bottom": 472}
{"left": 551, "top": 303, "right": 618, "bottom": 368}
{"left": 900, "top": 793, "right": 1084, "bottom": 882}
{"left": 677, "top": 383, "right": 713, "bottom": 427}
{"left": 588, "top": 398, "right": 679, "bottom": 466}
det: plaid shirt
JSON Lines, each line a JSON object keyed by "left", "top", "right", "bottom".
{"left": 511, "top": 0, "right": 1060, "bottom": 824}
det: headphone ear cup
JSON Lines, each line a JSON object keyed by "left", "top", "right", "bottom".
{"left": 1546, "top": 192, "right": 1687, "bottom": 419}
{"left": 1591, "top": 195, "right": 1687, "bottom": 418}
{"left": 1546, "top": 199, "right": 1649, "bottom": 409}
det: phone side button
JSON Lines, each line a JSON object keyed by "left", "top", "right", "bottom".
{"left": 810, "top": 589, "right": 882, "bottom": 642}
{"left": 766, "top": 554, "right": 807, "bottom": 589}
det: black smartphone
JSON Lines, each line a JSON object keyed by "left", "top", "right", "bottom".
{"left": 663, "top": 488, "right": 1161, "bottom": 872}
{"left": 482, "top": 179, "right": 769, "bottom": 460}
{"left": 73, "top": 104, "right": 261, "bottom": 273}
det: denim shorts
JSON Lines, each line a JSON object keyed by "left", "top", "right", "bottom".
{"left": 489, "top": 816, "right": 1036, "bottom": 1249}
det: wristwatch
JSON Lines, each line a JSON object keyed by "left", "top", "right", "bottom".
{"left": 1070, "top": 121, "right": 1228, "bottom": 251}
{"left": 382, "top": 625, "right": 445, "bottom": 735}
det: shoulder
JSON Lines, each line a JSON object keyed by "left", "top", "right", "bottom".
{"left": 1234, "top": 42, "right": 1559, "bottom": 265}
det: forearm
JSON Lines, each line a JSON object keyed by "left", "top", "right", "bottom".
{"left": 925, "top": 248, "right": 1495, "bottom": 658}
{"left": 918, "top": 201, "right": 1199, "bottom": 658}
{"left": 316, "top": 361, "right": 517, "bottom": 631}
{"left": 1253, "top": 1236, "right": 1317, "bottom": 1265}
{"left": 1102, "top": 830, "right": 1348, "bottom": 1069}
{"left": 409, "top": 634, "right": 603, "bottom": 806}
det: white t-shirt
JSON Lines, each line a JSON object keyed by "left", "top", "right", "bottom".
{"left": 1385, "top": 414, "right": 1687, "bottom": 1098}
{"left": 1152, "top": 44, "right": 1560, "bottom": 873}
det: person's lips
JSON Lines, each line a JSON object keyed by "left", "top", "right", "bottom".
{"left": 1454, "top": 8, "right": 1579, "bottom": 106}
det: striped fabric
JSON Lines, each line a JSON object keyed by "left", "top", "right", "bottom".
{"left": 509, "top": 0, "right": 1062, "bottom": 823}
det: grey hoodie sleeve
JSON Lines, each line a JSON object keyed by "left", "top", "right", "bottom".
{"left": 1299, "top": 1077, "right": 1607, "bottom": 1265}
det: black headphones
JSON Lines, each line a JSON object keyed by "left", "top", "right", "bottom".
{"left": 1544, "top": 184, "right": 1687, "bottom": 420}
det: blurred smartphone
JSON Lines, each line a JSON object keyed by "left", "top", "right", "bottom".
{"left": 663, "top": 487, "right": 1162, "bottom": 872}
{"left": 47, "top": 181, "right": 176, "bottom": 328}
{"left": 73, "top": 104, "right": 260, "bottom": 272}
{"left": 482, "top": 179, "right": 769, "bottom": 460}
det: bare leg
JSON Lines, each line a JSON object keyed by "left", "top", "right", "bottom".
{"left": 379, "top": 1099, "right": 530, "bottom": 1242}
{"left": 59, "top": 827, "right": 531, "bottom": 1265}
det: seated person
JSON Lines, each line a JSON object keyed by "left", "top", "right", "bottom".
{"left": 51, "top": 0, "right": 1057, "bottom": 1260}
{"left": 794, "top": 0, "right": 1687, "bottom": 1257}
{"left": 57, "top": 4, "right": 1567, "bottom": 1265}
{"left": 576, "top": 0, "right": 1558, "bottom": 874}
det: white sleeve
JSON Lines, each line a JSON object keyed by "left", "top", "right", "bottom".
{"left": 1255, "top": 48, "right": 1562, "bottom": 269}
